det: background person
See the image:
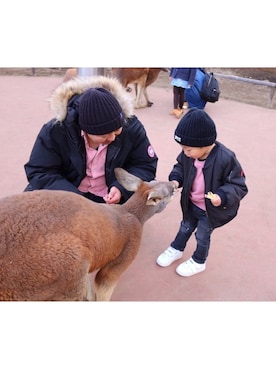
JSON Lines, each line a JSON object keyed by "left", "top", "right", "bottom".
{"left": 185, "top": 68, "right": 207, "bottom": 110}
{"left": 169, "top": 68, "right": 197, "bottom": 118}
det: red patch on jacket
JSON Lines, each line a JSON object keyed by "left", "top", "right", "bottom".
{"left": 147, "top": 145, "right": 155, "bottom": 158}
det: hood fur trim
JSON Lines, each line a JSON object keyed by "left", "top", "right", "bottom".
{"left": 48, "top": 75, "right": 134, "bottom": 122}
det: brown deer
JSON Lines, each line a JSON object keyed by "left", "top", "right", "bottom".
{"left": 0, "top": 169, "right": 175, "bottom": 301}
{"left": 112, "top": 68, "right": 167, "bottom": 109}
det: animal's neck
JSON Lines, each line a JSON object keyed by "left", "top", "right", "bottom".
{"left": 122, "top": 192, "right": 153, "bottom": 224}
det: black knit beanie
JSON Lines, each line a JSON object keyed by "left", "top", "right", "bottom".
{"left": 174, "top": 108, "right": 217, "bottom": 146}
{"left": 78, "top": 87, "right": 124, "bottom": 135}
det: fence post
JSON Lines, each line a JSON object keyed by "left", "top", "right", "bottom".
{"left": 269, "top": 87, "right": 276, "bottom": 109}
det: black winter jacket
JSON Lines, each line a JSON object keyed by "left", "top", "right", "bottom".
{"left": 24, "top": 76, "right": 158, "bottom": 203}
{"left": 169, "top": 142, "right": 248, "bottom": 229}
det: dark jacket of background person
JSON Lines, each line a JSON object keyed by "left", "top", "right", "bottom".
{"left": 24, "top": 77, "right": 158, "bottom": 203}
{"left": 185, "top": 68, "right": 207, "bottom": 109}
{"left": 169, "top": 68, "right": 197, "bottom": 86}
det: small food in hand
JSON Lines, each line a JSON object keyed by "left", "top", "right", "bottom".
{"left": 205, "top": 191, "right": 216, "bottom": 200}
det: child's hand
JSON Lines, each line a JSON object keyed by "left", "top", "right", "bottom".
{"left": 205, "top": 192, "right": 221, "bottom": 207}
{"left": 171, "top": 180, "right": 179, "bottom": 190}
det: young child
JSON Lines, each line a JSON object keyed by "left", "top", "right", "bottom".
{"left": 156, "top": 108, "right": 248, "bottom": 276}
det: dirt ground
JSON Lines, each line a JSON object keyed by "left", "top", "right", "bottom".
{"left": 0, "top": 67, "right": 275, "bottom": 109}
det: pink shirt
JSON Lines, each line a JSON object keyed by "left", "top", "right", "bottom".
{"left": 78, "top": 132, "right": 108, "bottom": 197}
{"left": 190, "top": 159, "right": 206, "bottom": 210}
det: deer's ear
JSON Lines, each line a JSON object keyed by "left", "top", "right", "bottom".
{"left": 115, "top": 168, "right": 142, "bottom": 192}
{"left": 147, "top": 191, "right": 162, "bottom": 206}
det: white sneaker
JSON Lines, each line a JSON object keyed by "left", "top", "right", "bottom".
{"left": 156, "top": 246, "right": 183, "bottom": 267}
{"left": 176, "top": 257, "right": 206, "bottom": 277}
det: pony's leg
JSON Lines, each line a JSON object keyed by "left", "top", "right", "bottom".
{"left": 143, "top": 87, "right": 153, "bottom": 106}
{"left": 134, "top": 76, "right": 148, "bottom": 108}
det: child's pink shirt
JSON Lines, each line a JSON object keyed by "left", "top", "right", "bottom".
{"left": 190, "top": 159, "right": 206, "bottom": 210}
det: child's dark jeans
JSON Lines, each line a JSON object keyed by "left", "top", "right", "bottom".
{"left": 171, "top": 201, "right": 213, "bottom": 264}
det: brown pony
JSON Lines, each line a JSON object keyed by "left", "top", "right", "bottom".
{"left": 112, "top": 68, "right": 168, "bottom": 108}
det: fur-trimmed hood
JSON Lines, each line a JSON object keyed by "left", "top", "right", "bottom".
{"left": 48, "top": 75, "right": 134, "bottom": 122}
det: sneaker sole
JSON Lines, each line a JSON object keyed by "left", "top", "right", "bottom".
{"left": 156, "top": 254, "right": 182, "bottom": 267}
{"left": 176, "top": 265, "right": 206, "bottom": 277}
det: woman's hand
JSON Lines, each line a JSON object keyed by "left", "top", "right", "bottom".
{"left": 103, "top": 186, "right": 122, "bottom": 204}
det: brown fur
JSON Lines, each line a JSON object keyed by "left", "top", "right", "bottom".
{"left": 111, "top": 68, "right": 167, "bottom": 109}
{"left": 0, "top": 169, "right": 175, "bottom": 301}
{"left": 50, "top": 75, "right": 134, "bottom": 123}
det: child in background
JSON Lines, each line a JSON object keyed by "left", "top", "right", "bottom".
{"left": 169, "top": 68, "right": 197, "bottom": 118}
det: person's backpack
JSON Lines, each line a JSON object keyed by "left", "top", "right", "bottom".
{"left": 198, "top": 69, "right": 220, "bottom": 103}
